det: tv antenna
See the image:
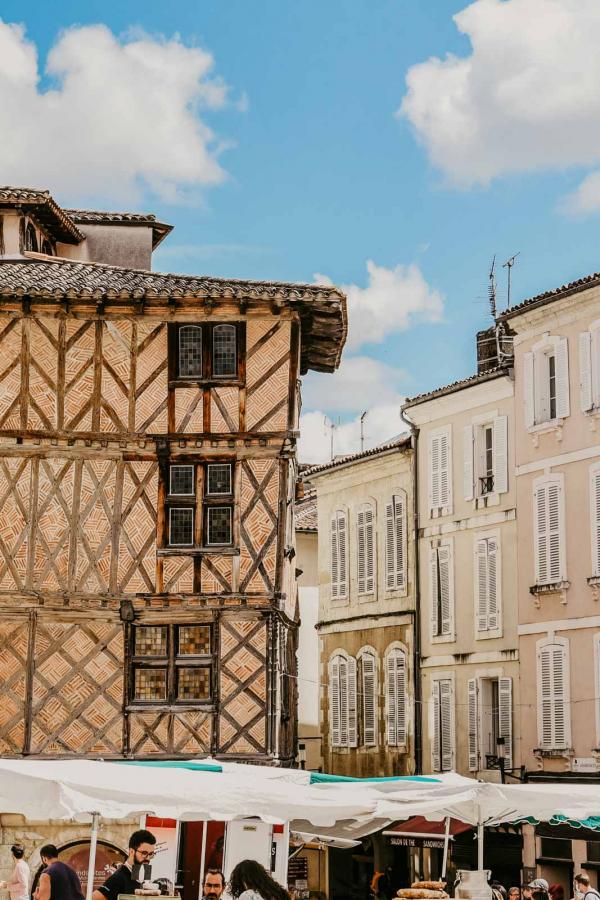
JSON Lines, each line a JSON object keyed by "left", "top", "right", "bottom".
{"left": 360, "top": 411, "right": 368, "bottom": 452}
{"left": 502, "top": 252, "right": 520, "bottom": 308}
{"left": 324, "top": 416, "right": 336, "bottom": 461}
{"left": 488, "top": 255, "right": 497, "bottom": 321}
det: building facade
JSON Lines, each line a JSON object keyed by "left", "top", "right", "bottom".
{"left": 308, "top": 438, "right": 416, "bottom": 779}
{"left": 0, "top": 185, "right": 347, "bottom": 766}
{"left": 403, "top": 367, "right": 519, "bottom": 785}
{"left": 499, "top": 273, "right": 600, "bottom": 890}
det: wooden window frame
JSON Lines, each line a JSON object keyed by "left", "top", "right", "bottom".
{"left": 162, "top": 458, "right": 236, "bottom": 553}
{"left": 129, "top": 623, "right": 214, "bottom": 709}
{"left": 168, "top": 322, "right": 246, "bottom": 387}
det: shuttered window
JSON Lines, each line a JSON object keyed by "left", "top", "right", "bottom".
{"left": 429, "top": 427, "right": 452, "bottom": 513}
{"left": 468, "top": 676, "right": 512, "bottom": 772}
{"left": 330, "top": 511, "right": 348, "bottom": 600}
{"left": 467, "top": 678, "right": 479, "bottom": 772}
{"left": 464, "top": 418, "right": 508, "bottom": 499}
{"left": 498, "top": 677, "right": 513, "bottom": 770}
{"left": 359, "top": 649, "right": 378, "bottom": 747}
{"left": 329, "top": 653, "right": 357, "bottom": 748}
{"left": 591, "top": 466, "right": 600, "bottom": 577}
{"left": 525, "top": 337, "right": 570, "bottom": 427}
{"left": 432, "top": 678, "right": 453, "bottom": 772}
{"left": 386, "top": 646, "right": 408, "bottom": 747}
{"left": 430, "top": 543, "right": 454, "bottom": 638}
{"left": 533, "top": 476, "right": 565, "bottom": 585}
{"left": 386, "top": 493, "right": 406, "bottom": 590}
{"left": 357, "top": 503, "right": 375, "bottom": 595}
{"left": 475, "top": 536, "right": 500, "bottom": 634}
{"left": 537, "top": 638, "right": 570, "bottom": 750}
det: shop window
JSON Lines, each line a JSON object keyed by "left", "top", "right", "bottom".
{"left": 131, "top": 624, "right": 212, "bottom": 705}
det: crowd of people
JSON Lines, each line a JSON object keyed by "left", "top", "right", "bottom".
{"left": 0, "top": 830, "right": 293, "bottom": 900}
{"left": 489, "top": 876, "right": 600, "bottom": 900}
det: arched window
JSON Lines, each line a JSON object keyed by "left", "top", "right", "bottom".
{"left": 179, "top": 325, "right": 203, "bottom": 377}
{"left": 358, "top": 647, "right": 378, "bottom": 747}
{"left": 41, "top": 239, "right": 54, "bottom": 256}
{"left": 212, "top": 324, "right": 237, "bottom": 377}
{"left": 385, "top": 644, "right": 408, "bottom": 747}
{"left": 357, "top": 501, "right": 375, "bottom": 595}
{"left": 329, "top": 651, "right": 357, "bottom": 748}
{"left": 25, "top": 223, "right": 38, "bottom": 252}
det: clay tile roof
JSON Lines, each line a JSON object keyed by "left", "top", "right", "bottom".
{"left": 295, "top": 484, "right": 318, "bottom": 532}
{"left": 0, "top": 187, "right": 83, "bottom": 244}
{"left": 302, "top": 434, "right": 411, "bottom": 478}
{"left": 499, "top": 269, "right": 600, "bottom": 321}
{"left": 0, "top": 257, "right": 347, "bottom": 374}
{"left": 64, "top": 208, "right": 173, "bottom": 248}
{"left": 402, "top": 365, "right": 510, "bottom": 409}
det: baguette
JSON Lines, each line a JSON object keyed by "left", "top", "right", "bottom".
{"left": 397, "top": 890, "right": 448, "bottom": 899}
{"left": 412, "top": 883, "right": 446, "bottom": 891}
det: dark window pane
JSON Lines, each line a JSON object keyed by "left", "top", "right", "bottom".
{"left": 179, "top": 325, "right": 203, "bottom": 377}
{"left": 134, "top": 667, "right": 167, "bottom": 701}
{"left": 177, "top": 666, "right": 211, "bottom": 701}
{"left": 170, "top": 465, "right": 195, "bottom": 496}
{"left": 25, "top": 224, "right": 38, "bottom": 252}
{"left": 207, "top": 506, "right": 232, "bottom": 545}
{"left": 212, "top": 325, "right": 236, "bottom": 377}
{"left": 207, "top": 463, "right": 232, "bottom": 495}
{"left": 169, "top": 507, "right": 194, "bottom": 546}
{"left": 178, "top": 625, "right": 211, "bottom": 655}
{"left": 135, "top": 626, "right": 168, "bottom": 657}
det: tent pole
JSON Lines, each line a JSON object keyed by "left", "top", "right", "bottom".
{"left": 86, "top": 812, "right": 100, "bottom": 900}
{"left": 441, "top": 817, "right": 451, "bottom": 879}
{"left": 198, "top": 821, "right": 208, "bottom": 900}
{"left": 477, "top": 822, "right": 484, "bottom": 871}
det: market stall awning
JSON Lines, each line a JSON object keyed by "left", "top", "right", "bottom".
{"left": 385, "top": 817, "right": 472, "bottom": 838}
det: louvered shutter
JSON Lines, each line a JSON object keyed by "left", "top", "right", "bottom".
{"left": 396, "top": 651, "right": 407, "bottom": 745}
{"left": 440, "top": 430, "right": 451, "bottom": 509}
{"left": 475, "top": 539, "right": 488, "bottom": 632}
{"left": 330, "top": 658, "right": 341, "bottom": 746}
{"left": 430, "top": 548, "right": 440, "bottom": 637}
{"left": 493, "top": 416, "right": 508, "bottom": 494}
{"left": 524, "top": 351, "right": 535, "bottom": 427}
{"left": 487, "top": 538, "right": 499, "bottom": 630}
{"left": 547, "top": 481, "right": 562, "bottom": 582}
{"left": 357, "top": 509, "right": 366, "bottom": 594}
{"left": 534, "top": 483, "right": 548, "bottom": 584}
{"left": 432, "top": 680, "right": 441, "bottom": 772}
{"left": 551, "top": 644, "right": 567, "bottom": 748}
{"left": 386, "top": 502, "right": 395, "bottom": 589}
{"left": 538, "top": 642, "right": 569, "bottom": 749}
{"left": 347, "top": 655, "right": 358, "bottom": 747}
{"left": 463, "top": 425, "right": 474, "bottom": 501}
{"left": 438, "top": 545, "right": 452, "bottom": 636}
{"left": 338, "top": 512, "right": 348, "bottom": 598}
{"left": 339, "top": 656, "right": 348, "bottom": 747}
{"left": 467, "top": 678, "right": 479, "bottom": 772}
{"left": 440, "top": 679, "right": 453, "bottom": 771}
{"left": 386, "top": 652, "right": 397, "bottom": 746}
{"left": 591, "top": 468, "right": 600, "bottom": 576}
{"left": 394, "top": 494, "right": 405, "bottom": 589}
{"left": 556, "top": 337, "right": 570, "bottom": 419}
{"left": 331, "top": 515, "right": 339, "bottom": 599}
{"left": 362, "top": 654, "right": 377, "bottom": 747}
{"left": 539, "top": 645, "right": 553, "bottom": 747}
{"left": 365, "top": 505, "right": 375, "bottom": 594}
{"left": 580, "top": 331, "right": 593, "bottom": 411}
{"left": 498, "top": 677, "right": 513, "bottom": 769}
{"left": 430, "top": 434, "right": 441, "bottom": 509}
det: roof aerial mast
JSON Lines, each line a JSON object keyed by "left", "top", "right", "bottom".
{"left": 502, "top": 252, "right": 520, "bottom": 308}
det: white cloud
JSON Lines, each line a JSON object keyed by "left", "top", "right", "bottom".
{"left": 316, "top": 260, "right": 443, "bottom": 352}
{"left": 399, "top": 0, "right": 600, "bottom": 206}
{"left": 298, "top": 405, "right": 407, "bottom": 465}
{"left": 0, "top": 21, "right": 231, "bottom": 204}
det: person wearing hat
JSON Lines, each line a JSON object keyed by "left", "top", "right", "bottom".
{"left": 574, "top": 874, "right": 600, "bottom": 900}
{"left": 0, "top": 845, "right": 30, "bottom": 900}
{"left": 523, "top": 879, "right": 550, "bottom": 900}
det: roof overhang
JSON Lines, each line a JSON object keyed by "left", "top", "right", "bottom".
{"left": 0, "top": 187, "right": 83, "bottom": 244}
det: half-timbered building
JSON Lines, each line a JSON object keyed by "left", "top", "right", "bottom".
{"left": 0, "top": 186, "right": 346, "bottom": 764}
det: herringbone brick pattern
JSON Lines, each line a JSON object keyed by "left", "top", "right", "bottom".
{"left": 100, "top": 320, "right": 132, "bottom": 432}
{"left": 135, "top": 322, "right": 168, "bottom": 433}
{"left": 218, "top": 618, "right": 267, "bottom": 754}
{"left": 201, "top": 556, "right": 233, "bottom": 594}
{"left": 64, "top": 320, "right": 95, "bottom": 430}
{"left": 174, "top": 387, "right": 203, "bottom": 432}
{"left": 0, "top": 621, "right": 28, "bottom": 754}
{"left": 163, "top": 555, "right": 194, "bottom": 592}
{"left": 246, "top": 320, "right": 290, "bottom": 431}
{"left": 239, "top": 460, "right": 279, "bottom": 593}
{"left": 0, "top": 319, "right": 22, "bottom": 429}
{"left": 33, "top": 458, "right": 75, "bottom": 590}
{"left": 118, "top": 461, "right": 158, "bottom": 592}
{"left": 0, "top": 458, "right": 31, "bottom": 590}
{"left": 28, "top": 318, "right": 60, "bottom": 430}
{"left": 211, "top": 387, "right": 239, "bottom": 432}
{"left": 75, "top": 459, "right": 116, "bottom": 591}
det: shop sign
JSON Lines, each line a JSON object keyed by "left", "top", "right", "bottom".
{"left": 389, "top": 836, "right": 446, "bottom": 849}
{"left": 572, "top": 758, "right": 599, "bottom": 773}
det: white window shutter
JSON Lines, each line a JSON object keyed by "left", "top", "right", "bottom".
{"left": 440, "top": 430, "right": 451, "bottom": 510}
{"left": 394, "top": 494, "right": 405, "bottom": 589}
{"left": 347, "top": 655, "right": 358, "bottom": 747}
{"left": 362, "top": 654, "right": 377, "bottom": 747}
{"left": 330, "top": 515, "right": 339, "bottom": 599}
{"left": 547, "top": 481, "right": 562, "bottom": 582}
{"left": 556, "top": 336, "right": 570, "bottom": 419}
{"left": 534, "top": 483, "right": 552, "bottom": 585}
{"left": 330, "top": 658, "right": 341, "bottom": 746}
{"left": 338, "top": 512, "right": 348, "bottom": 598}
{"left": 357, "top": 509, "right": 366, "bottom": 594}
{"left": 467, "top": 678, "right": 479, "bottom": 772}
{"left": 487, "top": 538, "right": 499, "bottom": 630}
{"left": 552, "top": 644, "right": 567, "bottom": 748}
{"left": 538, "top": 641, "right": 570, "bottom": 749}
{"left": 365, "top": 505, "right": 375, "bottom": 593}
{"left": 386, "top": 652, "right": 397, "bottom": 746}
{"left": 524, "top": 351, "right": 535, "bottom": 427}
{"left": 430, "top": 434, "right": 440, "bottom": 509}
{"left": 498, "top": 676, "right": 513, "bottom": 769}
{"left": 438, "top": 544, "right": 453, "bottom": 636}
{"left": 396, "top": 652, "right": 407, "bottom": 746}
{"left": 591, "top": 468, "right": 600, "bottom": 576}
{"left": 385, "top": 502, "right": 395, "bottom": 590}
{"left": 463, "top": 424, "right": 474, "bottom": 501}
{"left": 475, "top": 539, "right": 488, "bottom": 632}
{"left": 430, "top": 548, "right": 440, "bottom": 636}
{"left": 538, "top": 645, "right": 552, "bottom": 747}
{"left": 431, "top": 680, "right": 441, "bottom": 772}
{"left": 339, "top": 657, "right": 348, "bottom": 746}
{"left": 580, "top": 331, "right": 593, "bottom": 412}
{"left": 493, "top": 416, "right": 508, "bottom": 494}
{"left": 440, "top": 679, "right": 453, "bottom": 771}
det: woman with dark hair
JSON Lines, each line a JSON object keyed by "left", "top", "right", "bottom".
{"left": 229, "top": 860, "right": 290, "bottom": 900}
{"left": 0, "top": 845, "right": 30, "bottom": 900}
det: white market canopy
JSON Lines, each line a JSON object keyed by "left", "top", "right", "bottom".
{"left": 0, "top": 759, "right": 599, "bottom": 839}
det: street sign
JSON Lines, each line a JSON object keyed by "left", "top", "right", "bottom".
{"left": 572, "top": 757, "right": 599, "bottom": 773}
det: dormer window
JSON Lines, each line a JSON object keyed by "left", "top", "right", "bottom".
{"left": 25, "top": 223, "right": 38, "bottom": 252}
{"left": 170, "top": 323, "right": 243, "bottom": 384}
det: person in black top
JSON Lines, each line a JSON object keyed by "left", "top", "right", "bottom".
{"left": 92, "top": 830, "right": 157, "bottom": 900}
{"left": 36, "top": 845, "right": 84, "bottom": 900}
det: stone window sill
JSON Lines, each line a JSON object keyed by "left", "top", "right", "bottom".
{"left": 534, "top": 747, "right": 573, "bottom": 759}
{"left": 530, "top": 580, "right": 569, "bottom": 606}
{"left": 527, "top": 418, "right": 565, "bottom": 446}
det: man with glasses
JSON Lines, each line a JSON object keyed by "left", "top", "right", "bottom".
{"left": 202, "top": 869, "right": 226, "bottom": 899}
{"left": 93, "top": 830, "right": 157, "bottom": 900}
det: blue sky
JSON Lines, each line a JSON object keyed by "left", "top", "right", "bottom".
{"left": 2, "top": 0, "right": 600, "bottom": 460}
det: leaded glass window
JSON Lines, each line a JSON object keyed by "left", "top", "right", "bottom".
{"left": 212, "top": 324, "right": 237, "bottom": 377}
{"left": 132, "top": 624, "right": 212, "bottom": 706}
{"left": 207, "top": 463, "right": 232, "bottom": 496}
{"left": 170, "top": 465, "right": 195, "bottom": 496}
{"left": 169, "top": 507, "right": 194, "bottom": 546}
{"left": 207, "top": 506, "right": 232, "bottom": 545}
{"left": 178, "top": 325, "right": 203, "bottom": 378}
